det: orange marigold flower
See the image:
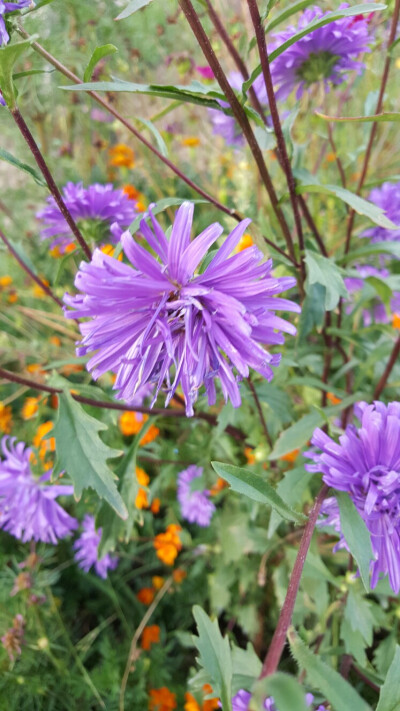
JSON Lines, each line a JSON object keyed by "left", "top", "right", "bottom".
{"left": 49, "top": 336, "right": 61, "bottom": 347}
{"left": 21, "top": 397, "right": 39, "bottom": 420}
{"left": 108, "top": 144, "right": 135, "bottom": 168}
{"left": 181, "top": 137, "right": 200, "bottom": 147}
{"left": 0, "top": 402, "right": 12, "bottom": 434}
{"left": 136, "top": 587, "right": 155, "bottom": 605}
{"left": 202, "top": 685, "right": 219, "bottom": 711}
{"left": 119, "top": 411, "right": 159, "bottom": 444}
{"left": 280, "top": 448, "right": 300, "bottom": 464}
{"left": 150, "top": 497, "right": 161, "bottom": 514}
{"left": 244, "top": 446, "right": 256, "bottom": 465}
{"left": 123, "top": 184, "right": 140, "bottom": 201}
{"left": 141, "top": 624, "right": 160, "bottom": 650}
{"left": 327, "top": 392, "right": 342, "bottom": 406}
{"left": 237, "top": 233, "right": 254, "bottom": 252}
{"left": 26, "top": 364, "right": 45, "bottom": 376}
{"left": 135, "top": 487, "right": 149, "bottom": 509}
{"left": 0, "top": 275, "right": 13, "bottom": 288}
{"left": 50, "top": 243, "right": 75, "bottom": 258}
{"left": 65, "top": 243, "right": 76, "bottom": 254}
{"left": 172, "top": 568, "right": 186, "bottom": 584}
{"left": 136, "top": 467, "right": 150, "bottom": 486}
{"left": 393, "top": 313, "right": 400, "bottom": 329}
{"left": 184, "top": 693, "right": 201, "bottom": 711}
{"left": 154, "top": 524, "right": 182, "bottom": 566}
{"left": 33, "top": 421, "right": 55, "bottom": 459}
{"left": 8, "top": 291, "right": 18, "bottom": 304}
{"left": 152, "top": 575, "right": 165, "bottom": 590}
{"left": 209, "top": 477, "right": 228, "bottom": 496}
{"left": 149, "top": 687, "right": 177, "bottom": 711}
{"left": 33, "top": 279, "right": 49, "bottom": 298}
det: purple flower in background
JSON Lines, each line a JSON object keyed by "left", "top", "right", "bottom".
{"left": 232, "top": 689, "right": 326, "bottom": 710}
{"left": 64, "top": 202, "right": 300, "bottom": 416}
{"left": 73, "top": 515, "right": 118, "bottom": 579}
{"left": 208, "top": 71, "right": 269, "bottom": 147}
{"left": 196, "top": 65, "right": 214, "bottom": 80}
{"left": 0, "top": 436, "right": 77, "bottom": 544}
{"left": 177, "top": 466, "right": 215, "bottom": 526}
{"left": 305, "top": 401, "right": 400, "bottom": 593}
{"left": 361, "top": 182, "right": 400, "bottom": 244}
{"left": 270, "top": 4, "right": 374, "bottom": 101}
{"left": 0, "top": 1, "right": 32, "bottom": 46}
{"left": 37, "top": 182, "right": 138, "bottom": 253}
{"left": 344, "top": 264, "right": 400, "bottom": 327}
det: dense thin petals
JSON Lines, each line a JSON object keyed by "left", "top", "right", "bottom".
{"left": 73, "top": 515, "right": 118, "bottom": 578}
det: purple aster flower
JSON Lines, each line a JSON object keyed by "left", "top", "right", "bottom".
{"left": 64, "top": 202, "right": 300, "bottom": 416}
{"left": 177, "top": 466, "right": 215, "bottom": 527}
{"left": 0, "top": 0, "right": 32, "bottom": 46}
{"left": 361, "top": 182, "right": 400, "bottom": 244}
{"left": 269, "top": 4, "right": 374, "bottom": 101}
{"left": 36, "top": 182, "right": 138, "bottom": 254}
{"left": 232, "top": 689, "right": 326, "bottom": 710}
{"left": 305, "top": 401, "right": 400, "bottom": 593}
{"left": 73, "top": 514, "right": 118, "bottom": 579}
{"left": 0, "top": 436, "right": 77, "bottom": 544}
{"left": 208, "top": 71, "right": 269, "bottom": 147}
{"left": 344, "top": 264, "right": 400, "bottom": 327}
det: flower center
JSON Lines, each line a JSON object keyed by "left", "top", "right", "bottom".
{"left": 296, "top": 51, "right": 340, "bottom": 85}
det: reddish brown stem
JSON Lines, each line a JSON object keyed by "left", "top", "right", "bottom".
{"left": 247, "top": 378, "right": 273, "bottom": 448}
{"left": 373, "top": 334, "right": 400, "bottom": 400}
{"left": 10, "top": 108, "right": 92, "bottom": 260}
{"left": 260, "top": 483, "right": 329, "bottom": 677}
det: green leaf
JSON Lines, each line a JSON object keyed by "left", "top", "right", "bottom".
{"left": 115, "top": 0, "right": 156, "bottom": 20}
{"left": 344, "top": 588, "right": 374, "bottom": 646}
{"left": 316, "top": 111, "right": 400, "bottom": 124}
{"left": 251, "top": 673, "right": 309, "bottom": 711}
{"left": 269, "top": 409, "right": 323, "bottom": 459}
{"left": 268, "top": 467, "right": 313, "bottom": 537}
{"left": 336, "top": 492, "right": 372, "bottom": 592}
{"left": 52, "top": 390, "right": 127, "bottom": 519}
{"left": 365, "top": 275, "right": 392, "bottom": 305}
{"left": 243, "top": 4, "right": 385, "bottom": 92}
{"left": 253, "top": 125, "right": 277, "bottom": 151}
{"left": 289, "top": 628, "right": 372, "bottom": 711}
{"left": 0, "top": 147, "right": 46, "bottom": 187}
{"left": 231, "top": 644, "right": 262, "bottom": 693}
{"left": 192, "top": 606, "right": 232, "bottom": 711}
{"left": 265, "top": 0, "right": 316, "bottom": 31}
{"left": 0, "top": 37, "right": 35, "bottom": 106}
{"left": 339, "top": 241, "right": 400, "bottom": 263}
{"left": 135, "top": 116, "right": 168, "bottom": 157}
{"left": 297, "top": 283, "right": 326, "bottom": 342}
{"left": 305, "top": 251, "right": 348, "bottom": 310}
{"left": 211, "top": 462, "right": 306, "bottom": 524}
{"left": 83, "top": 44, "right": 118, "bottom": 83}
{"left": 377, "top": 646, "right": 400, "bottom": 711}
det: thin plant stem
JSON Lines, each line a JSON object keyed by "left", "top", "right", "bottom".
{"left": 10, "top": 107, "right": 92, "bottom": 260}
{"left": 0, "top": 226, "right": 63, "bottom": 308}
{"left": 373, "top": 334, "right": 400, "bottom": 399}
{"left": 327, "top": 122, "right": 347, "bottom": 189}
{"left": 119, "top": 577, "right": 173, "bottom": 711}
{"left": 246, "top": 0, "right": 306, "bottom": 283}
{"left": 178, "top": 0, "right": 298, "bottom": 265}
{"left": 17, "top": 28, "right": 297, "bottom": 267}
{"left": 259, "top": 483, "right": 329, "bottom": 677}
{"left": 344, "top": 0, "right": 400, "bottom": 255}
{"left": 247, "top": 378, "right": 273, "bottom": 448}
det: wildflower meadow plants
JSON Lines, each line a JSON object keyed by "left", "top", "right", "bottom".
{"left": 1, "top": 0, "right": 400, "bottom": 709}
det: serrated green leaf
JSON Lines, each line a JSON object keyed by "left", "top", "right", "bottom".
{"left": 337, "top": 492, "right": 372, "bottom": 592}
{"left": 83, "top": 44, "right": 118, "bottom": 83}
{"left": 251, "top": 673, "right": 309, "bottom": 711}
{"left": 211, "top": 462, "right": 306, "bottom": 523}
{"left": 115, "top": 0, "right": 156, "bottom": 20}
{"left": 192, "top": 605, "right": 232, "bottom": 711}
{"left": 52, "top": 390, "right": 127, "bottom": 519}
{"left": 289, "top": 628, "right": 372, "bottom": 711}
{"left": 0, "top": 146, "right": 46, "bottom": 186}
{"left": 377, "top": 646, "right": 400, "bottom": 711}
{"left": 305, "top": 251, "right": 348, "bottom": 310}
{"left": 316, "top": 111, "right": 400, "bottom": 124}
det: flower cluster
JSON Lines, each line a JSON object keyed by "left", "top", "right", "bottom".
{"left": 361, "top": 182, "right": 400, "bottom": 245}
{"left": 0, "top": 1, "right": 31, "bottom": 46}
{"left": 270, "top": 4, "right": 373, "bottom": 101}
{"left": 305, "top": 401, "right": 400, "bottom": 593}
{"left": 177, "top": 466, "right": 215, "bottom": 527}
{"left": 154, "top": 523, "right": 182, "bottom": 565}
{"left": 0, "top": 436, "right": 77, "bottom": 544}
{"left": 37, "top": 182, "right": 138, "bottom": 254}
{"left": 232, "top": 689, "right": 326, "bottom": 711}
{"left": 73, "top": 515, "right": 118, "bottom": 578}
{"left": 64, "top": 202, "right": 299, "bottom": 417}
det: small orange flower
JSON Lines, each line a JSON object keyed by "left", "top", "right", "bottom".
{"left": 325, "top": 151, "right": 337, "bottom": 163}
{"left": 8, "top": 291, "right": 18, "bottom": 303}
{"left": 152, "top": 575, "right": 165, "bottom": 590}
{"left": 21, "top": 397, "right": 40, "bottom": 420}
{"left": 172, "top": 568, "right": 186, "bottom": 584}
{"left": 327, "top": 392, "right": 342, "bottom": 406}
{"left": 141, "top": 624, "right": 160, "bottom": 650}
{"left": 202, "top": 685, "right": 219, "bottom": 711}
{"left": 33, "top": 279, "right": 49, "bottom": 298}
{"left": 119, "top": 411, "right": 159, "bottom": 444}
{"left": 280, "top": 448, "right": 300, "bottom": 464}
{"left": 136, "top": 467, "right": 150, "bottom": 486}
{"left": 135, "top": 201, "right": 147, "bottom": 212}
{"left": 150, "top": 497, "right": 161, "bottom": 514}
{"left": 393, "top": 313, "right": 400, "bottom": 329}
{"left": 137, "top": 587, "right": 155, "bottom": 605}
{"left": 181, "top": 137, "right": 200, "bottom": 147}
{"left": 109, "top": 143, "right": 135, "bottom": 169}
{"left": 0, "top": 275, "right": 13, "bottom": 288}
{"left": 49, "top": 336, "right": 61, "bottom": 347}
{"left": 33, "top": 421, "right": 55, "bottom": 460}
{"left": 149, "top": 687, "right": 177, "bottom": 711}
{"left": 135, "top": 487, "right": 149, "bottom": 509}
{"left": 0, "top": 402, "right": 12, "bottom": 434}
{"left": 209, "top": 477, "right": 228, "bottom": 496}
{"left": 184, "top": 693, "right": 201, "bottom": 711}
{"left": 123, "top": 184, "right": 140, "bottom": 201}
{"left": 60, "top": 363, "right": 84, "bottom": 375}
{"left": 237, "top": 233, "right": 254, "bottom": 252}
{"left": 26, "top": 363, "right": 45, "bottom": 376}
{"left": 154, "top": 524, "right": 182, "bottom": 566}
{"left": 244, "top": 446, "right": 256, "bottom": 465}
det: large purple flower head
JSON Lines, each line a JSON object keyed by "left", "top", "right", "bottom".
{"left": 269, "top": 4, "right": 373, "bottom": 101}
{"left": 0, "top": 1, "right": 32, "bottom": 46}
{"left": 36, "top": 182, "right": 138, "bottom": 254}
{"left": 305, "top": 401, "right": 400, "bottom": 593}
{"left": 361, "top": 182, "right": 400, "bottom": 244}
{"left": 73, "top": 515, "right": 118, "bottom": 579}
{"left": 232, "top": 689, "right": 326, "bottom": 710}
{"left": 344, "top": 264, "right": 400, "bottom": 327}
{"left": 208, "top": 71, "right": 269, "bottom": 147}
{"left": 177, "top": 466, "right": 215, "bottom": 527}
{"left": 0, "top": 436, "right": 77, "bottom": 544}
{"left": 64, "top": 202, "right": 300, "bottom": 416}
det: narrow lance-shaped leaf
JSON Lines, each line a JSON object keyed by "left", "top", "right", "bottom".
{"left": 192, "top": 606, "right": 232, "bottom": 711}
{"left": 376, "top": 645, "right": 400, "bottom": 711}
{"left": 316, "top": 111, "right": 400, "bottom": 124}
{"left": 336, "top": 492, "right": 373, "bottom": 592}
{"left": 115, "top": 0, "right": 156, "bottom": 20}
{"left": 0, "top": 147, "right": 46, "bottom": 187}
{"left": 0, "top": 37, "right": 35, "bottom": 107}
{"left": 211, "top": 462, "right": 306, "bottom": 523}
{"left": 83, "top": 44, "right": 118, "bottom": 83}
